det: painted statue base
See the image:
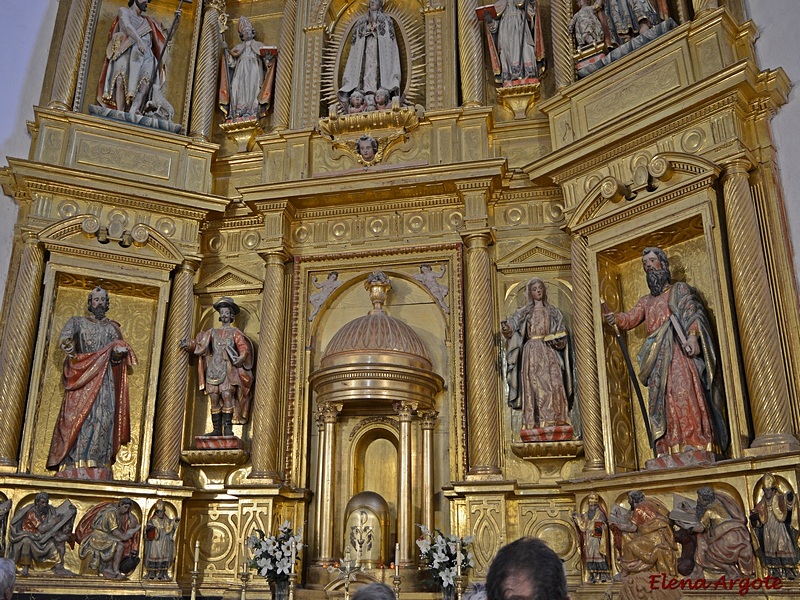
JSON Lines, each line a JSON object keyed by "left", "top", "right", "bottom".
{"left": 88, "top": 104, "right": 183, "bottom": 134}
{"left": 645, "top": 448, "right": 715, "bottom": 471}
{"left": 577, "top": 19, "right": 677, "bottom": 79}
{"left": 55, "top": 465, "right": 114, "bottom": 481}
{"left": 520, "top": 424, "right": 573, "bottom": 443}
{"left": 194, "top": 434, "right": 245, "bottom": 450}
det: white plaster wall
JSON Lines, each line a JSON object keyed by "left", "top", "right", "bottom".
{"left": 0, "top": 1, "right": 58, "bottom": 297}
{"left": 745, "top": 0, "right": 800, "bottom": 285}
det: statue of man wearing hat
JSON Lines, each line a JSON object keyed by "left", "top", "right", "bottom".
{"left": 180, "top": 297, "right": 254, "bottom": 437}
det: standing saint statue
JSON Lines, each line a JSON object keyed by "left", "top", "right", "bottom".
{"left": 47, "top": 287, "right": 137, "bottom": 481}
{"left": 482, "top": 0, "right": 545, "bottom": 87}
{"left": 572, "top": 493, "right": 612, "bottom": 583}
{"left": 603, "top": 247, "right": 728, "bottom": 458}
{"left": 181, "top": 297, "right": 254, "bottom": 437}
{"left": 144, "top": 500, "right": 180, "bottom": 580}
{"left": 501, "top": 278, "right": 573, "bottom": 441}
{"left": 96, "top": 0, "right": 177, "bottom": 119}
{"left": 338, "top": 0, "right": 402, "bottom": 113}
{"left": 750, "top": 473, "right": 799, "bottom": 579}
{"left": 219, "top": 16, "right": 277, "bottom": 122}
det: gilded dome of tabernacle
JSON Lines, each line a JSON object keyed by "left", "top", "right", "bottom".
{"left": 320, "top": 271, "right": 432, "bottom": 369}
{"left": 311, "top": 271, "right": 443, "bottom": 414}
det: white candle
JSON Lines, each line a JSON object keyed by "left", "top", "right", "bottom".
{"left": 291, "top": 539, "right": 297, "bottom": 574}
{"left": 194, "top": 540, "right": 200, "bottom": 569}
{"left": 456, "top": 540, "right": 462, "bottom": 578}
{"left": 394, "top": 542, "right": 400, "bottom": 576}
{"left": 243, "top": 539, "right": 248, "bottom": 574}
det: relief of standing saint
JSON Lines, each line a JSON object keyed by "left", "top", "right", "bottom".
{"left": 47, "top": 287, "right": 137, "bottom": 481}
{"left": 501, "top": 278, "right": 573, "bottom": 440}
{"left": 181, "top": 297, "right": 254, "bottom": 437}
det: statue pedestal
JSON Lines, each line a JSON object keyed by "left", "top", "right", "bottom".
{"left": 645, "top": 448, "right": 715, "bottom": 470}
{"left": 220, "top": 118, "right": 263, "bottom": 153}
{"left": 496, "top": 82, "right": 540, "bottom": 120}
{"left": 520, "top": 424, "right": 573, "bottom": 443}
{"left": 194, "top": 435, "right": 245, "bottom": 450}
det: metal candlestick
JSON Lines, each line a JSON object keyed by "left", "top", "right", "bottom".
{"left": 240, "top": 567, "right": 250, "bottom": 600}
{"left": 289, "top": 571, "right": 298, "bottom": 600}
{"left": 455, "top": 575, "right": 466, "bottom": 600}
{"left": 392, "top": 572, "right": 402, "bottom": 600}
{"left": 190, "top": 567, "right": 199, "bottom": 600}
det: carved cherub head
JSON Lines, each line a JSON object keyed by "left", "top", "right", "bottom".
{"left": 356, "top": 135, "right": 378, "bottom": 162}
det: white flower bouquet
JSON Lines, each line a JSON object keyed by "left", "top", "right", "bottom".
{"left": 416, "top": 524, "right": 474, "bottom": 589}
{"left": 246, "top": 520, "right": 302, "bottom": 582}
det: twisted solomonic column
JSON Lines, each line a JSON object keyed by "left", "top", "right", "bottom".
{"left": 720, "top": 159, "right": 800, "bottom": 452}
{"left": 462, "top": 232, "right": 502, "bottom": 477}
{"left": 570, "top": 234, "right": 605, "bottom": 472}
{"left": 0, "top": 234, "right": 46, "bottom": 467}
{"left": 272, "top": 0, "right": 297, "bottom": 130}
{"left": 551, "top": 0, "right": 575, "bottom": 91}
{"left": 48, "top": 0, "right": 94, "bottom": 110}
{"left": 189, "top": 0, "right": 225, "bottom": 140}
{"left": 150, "top": 260, "right": 198, "bottom": 479}
{"left": 248, "top": 251, "right": 290, "bottom": 481}
{"left": 458, "top": 0, "right": 484, "bottom": 107}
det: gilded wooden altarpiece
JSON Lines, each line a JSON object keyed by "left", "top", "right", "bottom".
{"left": 0, "top": 0, "right": 800, "bottom": 598}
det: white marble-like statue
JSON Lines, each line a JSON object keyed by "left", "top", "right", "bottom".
{"left": 338, "top": 0, "right": 402, "bottom": 113}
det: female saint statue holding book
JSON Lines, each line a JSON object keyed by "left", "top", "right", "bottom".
{"left": 501, "top": 278, "right": 573, "bottom": 440}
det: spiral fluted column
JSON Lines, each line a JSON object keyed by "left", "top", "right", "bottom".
{"left": 48, "top": 0, "right": 94, "bottom": 110}
{"left": 462, "top": 232, "right": 501, "bottom": 477}
{"left": 189, "top": 0, "right": 225, "bottom": 141}
{"left": 552, "top": 0, "right": 575, "bottom": 90}
{"left": 420, "top": 410, "right": 437, "bottom": 535}
{"left": 458, "top": 0, "right": 484, "bottom": 107}
{"left": 150, "top": 260, "right": 198, "bottom": 479}
{"left": 721, "top": 159, "right": 800, "bottom": 452}
{"left": 395, "top": 401, "right": 417, "bottom": 567}
{"left": 272, "top": 0, "right": 297, "bottom": 131}
{"left": 317, "top": 402, "right": 342, "bottom": 563}
{"left": 0, "top": 234, "right": 45, "bottom": 467}
{"left": 570, "top": 235, "right": 605, "bottom": 472}
{"left": 248, "top": 251, "right": 290, "bottom": 481}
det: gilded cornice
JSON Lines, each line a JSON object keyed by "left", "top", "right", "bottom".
{"left": 241, "top": 159, "right": 507, "bottom": 210}
{"left": 6, "top": 159, "right": 228, "bottom": 218}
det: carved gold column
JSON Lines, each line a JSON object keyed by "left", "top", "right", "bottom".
{"left": 570, "top": 234, "right": 605, "bottom": 471}
{"left": 552, "top": 0, "right": 574, "bottom": 91}
{"left": 150, "top": 260, "right": 198, "bottom": 479}
{"left": 458, "top": 0, "right": 483, "bottom": 107}
{"left": 318, "top": 401, "right": 342, "bottom": 563}
{"left": 395, "top": 401, "right": 417, "bottom": 567}
{"left": 0, "top": 233, "right": 45, "bottom": 467}
{"left": 47, "top": 0, "right": 94, "bottom": 110}
{"left": 419, "top": 410, "right": 437, "bottom": 535}
{"left": 189, "top": 0, "right": 225, "bottom": 141}
{"left": 272, "top": 0, "right": 297, "bottom": 131}
{"left": 462, "top": 231, "right": 501, "bottom": 477}
{"left": 301, "top": 25, "right": 326, "bottom": 127}
{"left": 248, "top": 251, "right": 290, "bottom": 482}
{"left": 423, "top": 4, "right": 449, "bottom": 110}
{"left": 312, "top": 411, "right": 325, "bottom": 564}
{"left": 720, "top": 159, "right": 800, "bottom": 453}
